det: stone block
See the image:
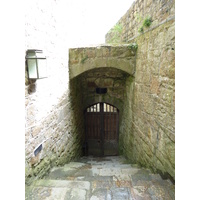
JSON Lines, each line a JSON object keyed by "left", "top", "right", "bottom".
{"left": 70, "top": 59, "right": 79, "bottom": 65}
{"left": 93, "top": 58, "right": 107, "bottom": 68}
{"left": 30, "top": 154, "right": 40, "bottom": 166}
{"left": 96, "top": 47, "right": 103, "bottom": 57}
{"left": 150, "top": 76, "right": 160, "bottom": 95}
{"left": 165, "top": 21, "right": 175, "bottom": 39}
{"left": 31, "top": 125, "right": 42, "bottom": 137}
{"left": 166, "top": 49, "right": 175, "bottom": 62}
{"left": 102, "top": 47, "right": 111, "bottom": 57}
{"left": 114, "top": 80, "right": 125, "bottom": 88}
{"left": 85, "top": 48, "right": 96, "bottom": 58}
{"left": 102, "top": 78, "right": 114, "bottom": 87}
{"left": 168, "top": 64, "right": 175, "bottom": 79}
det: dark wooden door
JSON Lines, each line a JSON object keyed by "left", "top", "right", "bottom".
{"left": 84, "top": 102, "right": 119, "bottom": 156}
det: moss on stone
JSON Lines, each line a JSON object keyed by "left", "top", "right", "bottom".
{"left": 81, "top": 55, "right": 88, "bottom": 64}
{"left": 33, "top": 157, "right": 50, "bottom": 176}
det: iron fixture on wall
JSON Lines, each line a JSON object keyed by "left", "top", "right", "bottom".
{"left": 34, "top": 144, "right": 43, "bottom": 156}
{"left": 96, "top": 88, "right": 107, "bottom": 94}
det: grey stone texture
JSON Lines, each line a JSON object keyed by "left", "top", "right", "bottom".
{"left": 68, "top": 20, "right": 175, "bottom": 180}
{"left": 25, "top": 156, "right": 175, "bottom": 200}
{"left": 25, "top": 87, "right": 84, "bottom": 184}
{"left": 69, "top": 44, "right": 136, "bottom": 80}
{"left": 105, "top": 0, "right": 175, "bottom": 44}
{"left": 104, "top": 0, "right": 175, "bottom": 181}
{"left": 120, "top": 19, "right": 175, "bottom": 181}
{"left": 25, "top": 0, "right": 84, "bottom": 184}
{"left": 25, "top": 0, "right": 175, "bottom": 187}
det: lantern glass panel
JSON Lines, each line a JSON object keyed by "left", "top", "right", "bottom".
{"left": 37, "top": 59, "right": 47, "bottom": 78}
{"left": 27, "top": 59, "right": 37, "bottom": 79}
{"left": 28, "top": 52, "right": 36, "bottom": 57}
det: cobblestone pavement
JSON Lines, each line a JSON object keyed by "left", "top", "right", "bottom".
{"left": 25, "top": 156, "right": 175, "bottom": 200}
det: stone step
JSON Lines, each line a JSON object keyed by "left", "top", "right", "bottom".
{"left": 45, "top": 162, "right": 141, "bottom": 180}
{"left": 64, "top": 161, "right": 140, "bottom": 169}
{"left": 26, "top": 156, "right": 175, "bottom": 199}
{"left": 25, "top": 179, "right": 90, "bottom": 200}
{"left": 33, "top": 179, "right": 90, "bottom": 189}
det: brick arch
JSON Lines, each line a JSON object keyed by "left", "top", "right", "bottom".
{"left": 69, "top": 45, "right": 136, "bottom": 80}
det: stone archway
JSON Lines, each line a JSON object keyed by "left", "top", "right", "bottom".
{"left": 69, "top": 65, "right": 133, "bottom": 157}
{"left": 68, "top": 44, "right": 136, "bottom": 80}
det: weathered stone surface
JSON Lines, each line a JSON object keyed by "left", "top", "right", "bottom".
{"left": 25, "top": 0, "right": 175, "bottom": 188}
{"left": 69, "top": 45, "right": 136, "bottom": 79}
{"left": 106, "top": 0, "right": 175, "bottom": 45}
{"left": 117, "top": 18, "right": 175, "bottom": 180}
{"left": 26, "top": 156, "right": 175, "bottom": 200}
{"left": 25, "top": 86, "right": 84, "bottom": 184}
{"left": 26, "top": 180, "right": 90, "bottom": 200}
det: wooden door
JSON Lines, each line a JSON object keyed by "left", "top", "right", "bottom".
{"left": 84, "top": 102, "right": 119, "bottom": 156}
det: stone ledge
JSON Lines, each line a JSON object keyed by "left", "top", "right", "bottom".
{"left": 33, "top": 179, "right": 90, "bottom": 190}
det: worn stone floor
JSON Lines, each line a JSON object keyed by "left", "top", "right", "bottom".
{"left": 25, "top": 156, "right": 175, "bottom": 200}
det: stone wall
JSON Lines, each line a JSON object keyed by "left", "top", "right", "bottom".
{"left": 25, "top": 0, "right": 175, "bottom": 185}
{"left": 106, "top": 0, "right": 175, "bottom": 180}
{"left": 25, "top": 0, "right": 84, "bottom": 184}
{"left": 132, "top": 19, "right": 175, "bottom": 180}
{"left": 106, "top": 0, "right": 175, "bottom": 43}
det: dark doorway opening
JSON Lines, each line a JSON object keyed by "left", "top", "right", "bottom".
{"left": 84, "top": 102, "right": 119, "bottom": 156}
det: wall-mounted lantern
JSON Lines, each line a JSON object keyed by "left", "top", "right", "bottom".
{"left": 26, "top": 49, "right": 47, "bottom": 79}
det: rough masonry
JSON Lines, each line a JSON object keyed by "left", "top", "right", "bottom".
{"left": 25, "top": 0, "right": 175, "bottom": 185}
{"left": 106, "top": 0, "right": 175, "bottom": 180}
{"left": 25, "top": 0, "right": 84, "bottom": 184}
{"left": 69, "top": 0, "right": 175, "bottom": 181}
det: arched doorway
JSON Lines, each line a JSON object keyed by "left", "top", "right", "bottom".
{"left": 84, "top": 102, "right": 119, "bottom": 156}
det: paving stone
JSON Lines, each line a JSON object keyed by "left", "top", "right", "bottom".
{"left": 91, "top": 179, "right": 114, "bottom": 189}
{"left": 75, "top": 169, "right": 93, "bottom": 177}
{"left": 46, "top": 168, "right": 78, "bottom": 179}
{"left": 147, "top": 184, "right": 168, "bottom": 199}
{"left": 80, "top": 176, "right": 113, "bottom": 182}
{"left": 147, "top": 182, "right": 175, "bottom": 200}
{"left": 131, "top": 186, "right": 152, "bottom": 200}
{"left": 114, "top": 180, "right": 132, "bottom": 188}
{"left": 90, "top": 188, "right": 108, "bottom": 200}
{"left": 34, "top": 180, "right": 90, "bottom": 190}
{"left": 26, "top": 187, "right": 69, "bottom": 200}
{"left": 131, "top": 169, "right": 152, "bottom": 185}
{"left": 64, "top": 162, "right": 87, "bottom": 168}
{"left": 91, "top": 168, "right": 100, "bottom": 176}
{"left": 99, "top": 168, "right": 122, "bottom": 176}
{"left": 113, "top": 174, "right": 131, "bottom": 182}
{"left": 110, "top": 187, "right": 131, "bottom": 200}
{"left": 65, "top": 188, "right": 87, "bottom": 200}
{"left": 26, "top": 156, "right": 175, "bottom": 200}
{"left": 121, "top": 168, "right": 139, "bottom": 175}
